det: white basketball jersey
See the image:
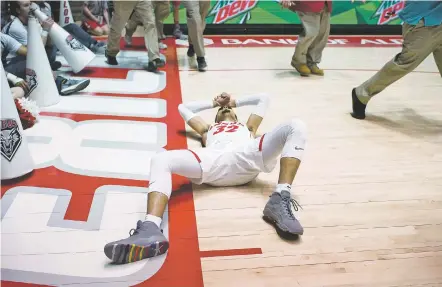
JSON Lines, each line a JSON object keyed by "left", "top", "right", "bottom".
{"left": 206, "top": 121, "right": 252, "bottom": 150}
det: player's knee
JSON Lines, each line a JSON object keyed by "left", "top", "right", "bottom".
{"left": 288, "top": 118, "right": 307, "bottom": 138}
{"left": 150, "top": 151, "right": 170, "bottom": 170}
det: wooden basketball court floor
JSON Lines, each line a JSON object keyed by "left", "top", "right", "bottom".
{"left": 1, "top": 35, "right": 442, "bottom": 287}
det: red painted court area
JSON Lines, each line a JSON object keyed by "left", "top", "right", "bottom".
{"left": 1, "top": 38, "right": 203, "bottom": 287}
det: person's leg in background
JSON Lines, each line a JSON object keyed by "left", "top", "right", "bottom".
{"left": 172, "top": 1, "right": 187, "bottom": 39}
{"left": 259, "top": 119, "right": 307, "bottom": 235}
{"left": 291, "top": 11, "right": 321, "bottom": 76}
{"left": 352, "top": 21, "right": 442, "bottom": 120}
{"left": 154, "top": 0, "right": 170, "bottom": 49}
{"left": 134, "top": 0, "right": 165, "bottom": 72}
{"left": 124, "top": 11, "right": 141, "bottom": 46}
{"left": 45, "top": 44, "right": 61, "bottom": 70}
{"left": 183, "top": 0, "right": 210, "bottom": 71}
{"left": 103, "top": 149, "right": 203, "bottom": 264}
{"left": 63, "top": 23, "right": 106, "bottom": 54}
{"left": 107, "top": 0, "right": 114, "bottom": 22}
{"left": 106, "top": 1, "right": 138, "bottom": 65}
{"left": 5, "top": 56, "right": 27, "bottom": 79}
{"left": 306, "top": 6, "right": 330, "bottom": 76}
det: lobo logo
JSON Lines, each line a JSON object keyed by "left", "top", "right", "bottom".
{"left": 66, "top": 34, "right": 86, "bottom": 51}
{"left": 25, "top": 68, "right": 38, "bottom": 95}
{"left": 0, "top": 118, "right": 22, "bottom": 162}
{"left": 209, "top": 0, "right": 258, "bottom": 24}
{"left": 373, "top": 0, "right": 405, "bottom": 25}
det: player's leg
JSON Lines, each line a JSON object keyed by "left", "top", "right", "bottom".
{"left": 351, "top": 20, "right": 439, "bottom": 119}
{"left": 260, "top": 119, "right": 307, "bottom": 235}
{"left": 104, "top": 150, "right": 202, "bottom": 264}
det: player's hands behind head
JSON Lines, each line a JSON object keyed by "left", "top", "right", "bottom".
{"left": 214, "top": 92, "right": 231, "bottom": 107}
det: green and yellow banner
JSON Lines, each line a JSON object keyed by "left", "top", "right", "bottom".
{"left": 165, "top": 0, "right": 405, "bottom": 25}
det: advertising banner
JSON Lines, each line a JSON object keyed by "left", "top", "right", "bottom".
{"left": 165, "top": 0, "right": 405, "bottom": 25}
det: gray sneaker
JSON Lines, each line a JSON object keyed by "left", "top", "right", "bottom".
{"left": 104, "top": 220, "right": 169, "bottom": 264}
{"left": 263, "top": 190, "right": 304, "bottom": 235}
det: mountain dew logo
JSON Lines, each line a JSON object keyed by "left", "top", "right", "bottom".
{"left": 209, "top": 0, "right": 259, "bottom": 24}
{"left": 373, "top": 0, "right": 405, "bottom": 25}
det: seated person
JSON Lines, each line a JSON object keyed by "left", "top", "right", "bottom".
{"left": 82, "top": 0, "right": 109, "bottom": 36}
{"left": 34, "top": 1, "right": 106, "bottom": 54}
{"left": 3, "top": 0, "right": 61, "bottom": 70}
{"left": 1, "top": 32, "right": 90, "bottom": 96}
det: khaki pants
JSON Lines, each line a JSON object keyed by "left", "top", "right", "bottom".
{"left": 292, "top": 7, "right": 331, "bottom": 66}
{"left": 357, "top": 21, "right": 442, "bottom": 98}
{"left": 126, "top": 1, "right": 170, "bottom": 39}
{"left": 107, "top": 0, "right": 160, "bottom": 61}
{"left": 183, "top": 0, "right": 210, "bottom": 57}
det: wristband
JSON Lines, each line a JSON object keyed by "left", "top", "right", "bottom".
{"left": 178, "top": 104, "right": 197, "bottom": 123}
{"left": 6, "top": 73, "right": 22, "bottom": 85}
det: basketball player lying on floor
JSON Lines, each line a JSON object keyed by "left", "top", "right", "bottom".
{"left": 104, "top": 92, "right": 307, "bottom": 264}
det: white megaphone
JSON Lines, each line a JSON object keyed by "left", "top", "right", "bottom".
{"left": 27, "top": 15, "right": 60, "bottom": 107}
{"left": 1, "top": 62, "right": 35, "bottom": 180}
{"left": 59, "top": 0, "right": 74, "bottom": 27}
{"left": 30, "top": 2, "right": 95, "bottom": 73}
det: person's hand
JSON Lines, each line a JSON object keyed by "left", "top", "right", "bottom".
{"left": 214, "top": 92, "right": 231, "bottom": 107}
{"left": 280, "top": 0, "right": 294, "bottom": 9}
{"left": 14, "top": 79, "right": 30, "bottom": 95}
{"left": 41, "top": 17, "right": 54, "bottom": 32}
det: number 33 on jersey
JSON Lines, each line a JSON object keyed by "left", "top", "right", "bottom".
{"left": 206, "top": 122, "right": 252, "bottom": 149}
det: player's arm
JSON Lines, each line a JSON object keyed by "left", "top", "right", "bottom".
{"left": 230, "top": 93, "right": 270, "bottom": 135}
{"left": 178, "top": 99, "right": 219, "bottom": 137}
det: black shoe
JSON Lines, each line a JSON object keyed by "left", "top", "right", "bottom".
{"left": 146, "top": 58, "right": 165, "bottom": 72}
{"left": 51, "top": 61, "right": 62, "bottom": 71}
{"left": 187, "top": 45, "right": 195, "bottom": 57}
{"left": 351, "top": 88, "right": 366, "bottom": 120}
{"left": 105, "top": 50, "right": 118, "bottom": 65}
{"left": 153, "top": 58, "right": 165, "bottom": 68}
{"left": 197, "top": 57, "right": 207, "bottom": 72}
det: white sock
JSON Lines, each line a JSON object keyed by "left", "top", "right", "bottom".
{"left": 275, "top": 183, "right": 291, "bottom": 193}
{"left": 144, "top": 214, "right": 162, "bottom": 228}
